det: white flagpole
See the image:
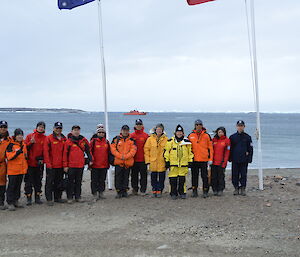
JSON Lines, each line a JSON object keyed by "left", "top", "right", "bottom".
{"left": 248, "top": 0, "right": 264, "bottom": 190}
{"left": 97, "top": 0, "right": 113, "bottom": 189}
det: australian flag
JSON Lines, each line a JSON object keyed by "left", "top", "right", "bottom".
{"left": 58, "top": 0, "right": 96, "bottom": 10}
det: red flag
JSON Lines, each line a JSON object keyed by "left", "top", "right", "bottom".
{"left": 187, "top": 0, "right": 215, "bottom": 5}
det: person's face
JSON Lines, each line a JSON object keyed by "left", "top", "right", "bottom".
{"left": 72, "top": 128, "right": 80, "bottom": 137}
{"left": 136, "top": 124, "right": 143, "bottom": 130}
{"left": 236, "top": 125, "right": 245, "bottom": 133}
{"left": 195, "top": 124, "right": 203, "bottom": 131}
{"left": 175, "top": 131, "right": 184, "bottom": 138}
{"left": 0, "top": 126, "right": 8, "bottom": 135}
{"left": 156, "top": 127, "right": 163, "bottom": 136}
{"left": 217, "top": 130, "right": 225, "bottom": 137}
{"left": 15, "top": 134, "right": 23, "bottom": 142}
{"left": 37, "top": 125, "right": 45, "bottom": 133}
{"left": 121, "top": 129, "right": 129, "bottom": 137}
{"left": 54, "top": 127, "right": 62, "bottom": 135}
{"left": 97, "top": 132, "right": 105, "bottom": 138}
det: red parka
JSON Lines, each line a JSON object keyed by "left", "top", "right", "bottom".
{"left": 130, "top": 128, "right": 148, "bottom": 162}
{"left": 44, "top": 133, "right": 67, "bottom": 169}
{"left": 63, "top": 134, "right": 92, "bottom": 168}
{"left": 212, "top": 136, "right": 231, "bottom": 168}
{"left": 90, "top": 135, "right": 110, "bottom": 169}
{"left": 25, "top": 130, "right": 46, "bottom": 167}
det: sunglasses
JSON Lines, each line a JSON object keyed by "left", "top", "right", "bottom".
{"left": 0, "top": 126, "right": 7, "bottom": 128}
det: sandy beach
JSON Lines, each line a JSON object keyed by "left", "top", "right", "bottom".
{"left": 0, "top": 168, "right": 299, "bottom": 257}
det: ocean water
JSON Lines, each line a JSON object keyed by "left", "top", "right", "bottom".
{"left": 1, "top": 112, "right": 299, "bottom": 169}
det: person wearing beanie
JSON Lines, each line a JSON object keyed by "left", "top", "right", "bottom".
{"left": 44, "top": 122, "right": 67, "bottom": 205}
{"left": 144, "top": 123, "right": 168, "bottom": 198}
{"left": 130, "top": 119, "right": 149, "bottom": 196}
{"left": 89, "top": 125, "right": 110, "bottom": 201}
{"left": 24, "top": 121, "right": 47, "bottom": 205}
{"left": 63, "top": 125, "right": 93, "bottom": 204}
{"left": 229, "top": 120, "right": 253, "bottom": 196}
{"left": 211, "top": 127, "right": 230, "bottom": 196}
{"left": 188, "top": 119, "right": 214, "bottom": 198}
{"left": 111, "top": 125, "right": 137, "bottom": 198}
{"left": 0, "top": 121, "right": 11, "bottom": 210}
{"left": 164, "top": 125, "right": 194, "bottom": 200}
{"left": 5, "top": 129, "right": 28, "bottom": 211}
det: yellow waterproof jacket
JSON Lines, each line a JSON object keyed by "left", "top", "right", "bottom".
{"left": 164, "top": 137, "right": 194, "bottom": 167}
{"left": 144, "top": 133, "right": 168, "bottom": 172}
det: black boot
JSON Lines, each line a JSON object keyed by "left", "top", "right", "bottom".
{"left": 233, "top": 188, "right": 239, "bottom": 195}
{"left": 26, "top": 196, "right": 32, "bottom": 206}
{"left": 35, "top": 194, "right": 43, "bottom": 204}
{"left": 202, "top": 191, "right": 208, "bottom": 198}
{"left": 191, "top": 188, "right": 198, "bottom": 198}
{"left": 240, "top": 187, "right": 246, "bottom": 196}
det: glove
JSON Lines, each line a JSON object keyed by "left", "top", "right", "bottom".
{"left": 16, "top": 145, "right": 24, "bottom": 154}
{"left": 188, "top": 162, "right": 193, "bottom": 168}
{"left": 165, "top": 161, "right": 170, "bottom": 169}
{"left": 208, "top": 161, "right": 213, "bottom": 166}
{"left": 146, "top": 163, "right": 150, "bottom": 171}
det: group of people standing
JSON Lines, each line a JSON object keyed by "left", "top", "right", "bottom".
{"left": 0, "top": 118, "right": 253, "bottom": 211}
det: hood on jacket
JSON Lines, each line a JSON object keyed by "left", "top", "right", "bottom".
{"left": 68, "top": 133, "right": 84, "bottom": 142}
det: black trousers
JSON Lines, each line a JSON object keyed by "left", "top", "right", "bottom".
{"left": 0, "top": 185, "right": 6, "bottom": 204}
{"left": 151, "top": 171, "right": 166, "bottom": 192}
{"left": 169, "top": 176, "right": 185, "bottom": 196}
{"left": 91, "top": 168, "right": 107, "bottom": 195}
{"left": 131, "top": 162, "right": 147, "bottom": 193}
{"left": 67, "top": 168, "right": 84, "bottom": 200}
{"left": 191, "top": 161, "right": 209, "bottom": 192}
{"left": 45, "top": 168, "right": 64, "bottom": 201}
{"left": 115, "top": 166, "right": 130, "bottom": 193}
{"left": 211, "top": 165, "right": 225, "bottom": 192}
{"left": 6, "top": 174, "right": 24, "bottom": 205}
{"left": 232, "top": 162, "right": 248, "bottom": 189}
{"left": 24, "top": 166, "right": 44, "bottom": 197}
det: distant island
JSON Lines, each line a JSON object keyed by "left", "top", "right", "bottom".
{"left": 0, "top": 108, "right": 86, "bottom": 113}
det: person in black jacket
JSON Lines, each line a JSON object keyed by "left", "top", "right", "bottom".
{"left": 229, "top": 120, "right": 253, "bottom": 196}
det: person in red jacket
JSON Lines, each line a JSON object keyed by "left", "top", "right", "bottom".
{"left": 211, "top": 127, "right": 230, "bottom": 196}
{"left": 24, "top": 121, "right": 46, "bottom": 205}
{"left": 44, "top": 122, "right": 67, "bottom": 205}
{"left": 63, "top": 125, "right": 93, "bottom": 204}
{"left": 89, "top": 125, "right": 110, "bottom": 201}
{"left": 130, "top": 119, "right": 149, "bottom": 195}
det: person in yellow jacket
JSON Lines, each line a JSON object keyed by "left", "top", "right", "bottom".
{"left": 144, "top": 123, "right": 168, "bottom": 198}
{"left": 0, "top": 121, "right": 11, "bottom": 210}
{"left": 164, "top": 125, "right": 194, "bottom": 200}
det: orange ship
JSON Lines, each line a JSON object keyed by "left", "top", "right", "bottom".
{"left": 123, "top": 110, "right": 147, "bottom": 115}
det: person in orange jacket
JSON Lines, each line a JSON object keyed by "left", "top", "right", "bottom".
{"left": 6, "top": 129, "right": 28, "bottom": 211}
{"left": 188, "top": 119, "right": 213, "bottom": 198}
{"left": 111, "top": 125, "right": 137, "bottom": 198}
{"left": 211, "top": 127, "right": 230, "bottom": 196}
{"left": 0, "top": 121, "right": 11, "bottom": 210}
{"left": 44, "top": 122, "right": 67, "bottom": 205}
{"left": 130, "top": 119, "right": 149, "bottom": 195}
{"left": 24, "top": 121, "right": 47, "bottom": 205}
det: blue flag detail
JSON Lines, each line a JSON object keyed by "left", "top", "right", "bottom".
{"left": 58, "top": 0, "right": 96, "bottom": 10}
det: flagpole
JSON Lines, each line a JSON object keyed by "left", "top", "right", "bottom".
{"left": 97, "top": 0, "right": 113, "bottom": 190}
{"left": 248, "top": 0, "right": 264, "bottom": 190}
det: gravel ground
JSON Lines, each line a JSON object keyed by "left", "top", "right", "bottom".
{"left": 0, "top": 168, "right": 299, "bottom": 257}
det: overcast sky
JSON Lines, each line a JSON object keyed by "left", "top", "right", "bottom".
{"left": 0, "top": 0, "right": 299, "bottom": 112}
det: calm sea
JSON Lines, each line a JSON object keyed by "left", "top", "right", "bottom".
{"left": 1, "top": 112, "right": 299, "bottom": 169}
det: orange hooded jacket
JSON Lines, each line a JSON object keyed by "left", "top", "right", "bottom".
{"left": 110, "top": 134, "right": 137, "bottom": 168}
{"left": 6, "top": 139, "right": 28, "bottom": 176}
{"left": 188, "top": 128, "right": 213, "bottom": 162}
